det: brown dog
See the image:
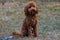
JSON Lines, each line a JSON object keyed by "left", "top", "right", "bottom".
{"left": 21, "top": 1, "right": 38, "bottom": 37}
{"left": 12, "top": 1, "right": 38, "bottom": 37}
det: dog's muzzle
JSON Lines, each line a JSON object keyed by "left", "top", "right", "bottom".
{"left": 29, "top": 7, "right": 36, "bottom": 12}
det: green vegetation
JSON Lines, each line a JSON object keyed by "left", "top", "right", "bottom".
{"left": 0, "top": 1, "right": 60, "bottom": 40}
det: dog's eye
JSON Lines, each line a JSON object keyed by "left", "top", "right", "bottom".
{"left": 29, "top": 6, "right": 31, "bottom": 8}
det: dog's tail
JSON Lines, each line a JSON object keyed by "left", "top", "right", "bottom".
{"left": 12, "top": 31, "right": 22, "bottom": 36}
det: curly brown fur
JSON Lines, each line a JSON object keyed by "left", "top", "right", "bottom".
{"left": 12, "top": 1, "right": 38, "bottom": 37}
{"left": 21, "top": 1, "right": 38, "bottom": 37}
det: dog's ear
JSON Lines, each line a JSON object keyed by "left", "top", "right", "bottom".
{"left": 35, "top": 6, "right": 38, "bottom": 13}
{"left": 24, "top": 6, "right": 28, "bottom": 14}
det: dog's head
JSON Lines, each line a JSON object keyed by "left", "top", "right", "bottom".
{"left": 24, "top": 1, "right": 38, "bottom": 16}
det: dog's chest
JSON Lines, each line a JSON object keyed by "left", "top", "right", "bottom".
{"left": 26, "top": 17, "right": 37, "bottom": 26}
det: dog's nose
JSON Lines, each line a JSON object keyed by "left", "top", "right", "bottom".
{"left": 32, "top": 9, "right": 35, "bottom": 11}
{"left": 31, "top": 7, "right": 36, "bottom": 11}
{"left": 31, "top": 8, "right": 35, "bottom": 12}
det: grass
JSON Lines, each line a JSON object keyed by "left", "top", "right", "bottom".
{"left": 0, "top": 1, "right": 60, "bottom": 40}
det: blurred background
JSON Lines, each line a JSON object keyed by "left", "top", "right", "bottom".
{"left": 0, "top": 0, "right": 60, "bottom": 40}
